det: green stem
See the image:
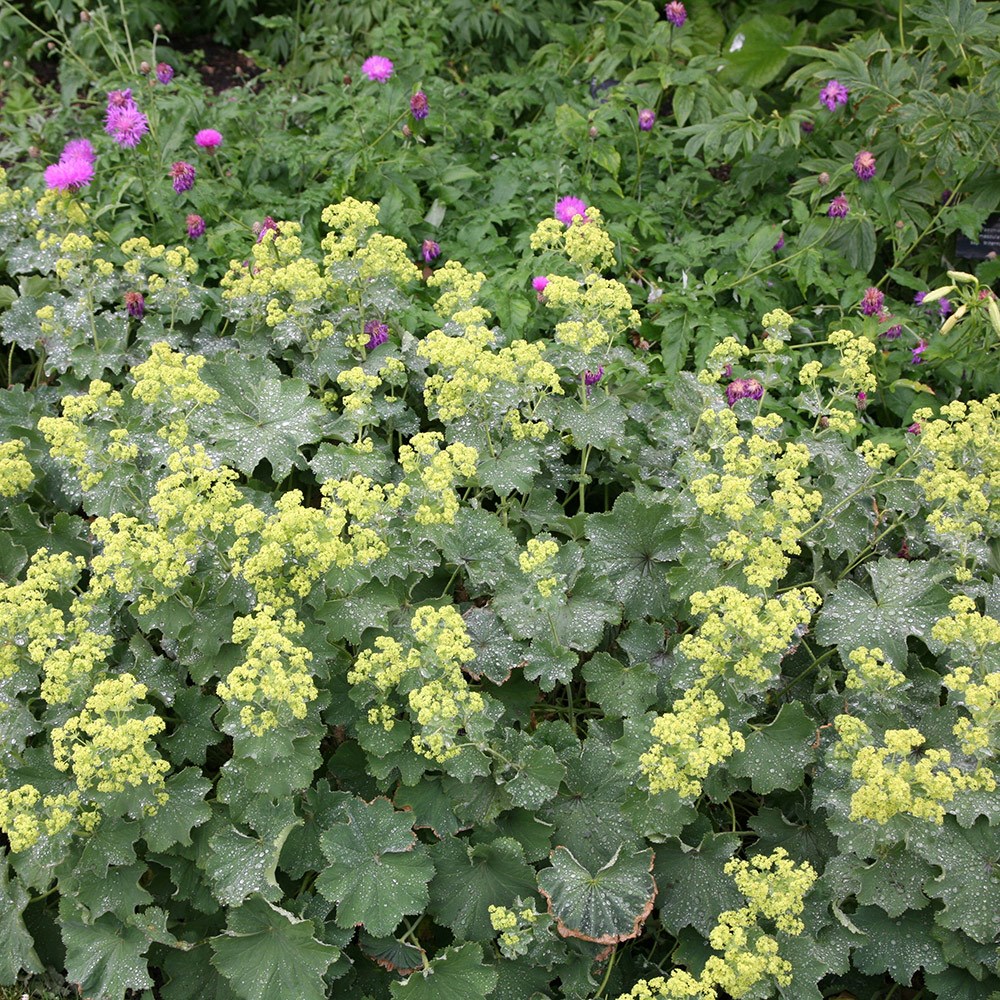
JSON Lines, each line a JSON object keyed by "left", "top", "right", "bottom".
{"left": 578, "top": 443, "right": 592, "bottom": 514}
{"left": 897, "top": 0, "right": 905, "bottom": 49}
{"left": 592, "top": 947, "right": 618, "bottom": 999}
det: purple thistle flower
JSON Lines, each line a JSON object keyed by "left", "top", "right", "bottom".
{"left": 61, "top": 138, "right": 96, "bottom": 163}
{"left": 800, "top": 120, "right": 815, "bottom": 133}
{"left": 726, "top": 378, "right": 764, "bottom": 407}
{"left": 254, "top": 216, "right": 281, "bottom": 242}
{"left": 106, "top": 88, "right": 135, "bottom": 109}
{"left": 195, "top": 128, "right": 223, "bottom": 150}
{"left": 907, "top": 421, "right": 921, "bottom": 434}
{"left": 827, "top": 193, "right": 850, "bottom": 219}
{"left": 819, "top": 79, "right": 849, "bottom": 111}
{"left": 361, "top": 55, "right": 394, "bottom": 82}
{"left": 554, "top": 196, "right": 589, "bottom": 225}
{"left": 170, "top": 161, "right": 196, "bottom": 193}
{"left": 186, "top": 213, "right": 206, "bottom": 239}
{"left": 532, "top": 276, "right": 549, "bottom": 293}
{"left": 155, "top": 62, "right": 174, "bottom": 84}
{"left": 938, "top": 298, "right": 953, "bottom": 318}
{"left": 410, "top": 91, "right": 429, "bottom": 120}
{"left": 584, "top": 366, "right": 604, "bottom": 392}
{"left": 860, "top": 287, "right": 885, "bottom": 316}
{"left": 422, "top": 239, "right": 441, "bottom": 263}
{"left": 124, "top": 291, "right": 145, "bottom": 319}
{"left": 773, "top": 233, "right": 785, "bottom": 252}
{"left": 44, "top": 157, "right": 94, "bottom": 192}
{"left": 911, "top": 339, "right": 928, "bottom": 364}
{"left": 364, "top": 320, "right": 389, "bottom": 350}
{"left": 914, "top": 291, "right": 927, "bottom": 305}
{"left": 853, "top": 150, "right": 877, "bottom": 181}
{"left": 883, "top": 324, "right": 903, "bottom": 339}
{"left": 856, "top": 391, "right": 868, "bottom": 410}
{"left": 664, "top": 2, "right": 686, "bottom": 27}
{"left": 638, "top": 108, "right": 656, "bottom": 131}
{"left": 105, "top": 104, "right": 149, "bottom": 148}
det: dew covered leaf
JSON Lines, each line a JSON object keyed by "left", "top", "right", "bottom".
{"left": 850, "top": 904, "right": 946, "bottom": 982}
{"left": 728, "top": 701, "right": 817, "bottom": 793}
{"left": 427, "top": 835, "right": 537, "bottom": 940}
{"left": 202, "top": 814, "right": 296, "bottom": 907}
{"left": 389, "top": 942, "right": 498, "bottom": 1000}
{"left": 210, "top": 897, "right": 341, "bottom": 1000}
{"left": 61, "top": 909, "right": 155, "bottom": 1000}
{"left": 537, "top": 845, "right": 655, "bottom": 944}
{"left": 583, "top": 651, "right": 658, "bottom": 718}
{"left": 141, "top": 767, "right": 212, "bottom": 852}
{"left": 815, "top": 557, "right": 953, "bottom": 667}
{"left": 317, "top": 796, "right": 433, "bottom": 937}
{"left": 432, "top": 506, "right": 519, "bottom": 590}
{"left": 0, "top": 865, "right": 40, "bottom": 983}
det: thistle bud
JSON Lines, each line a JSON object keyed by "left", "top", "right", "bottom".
{"left": 80, "top": 10, "right": 90, "bottom": 21}
{"left": 818, "top": 172, "right": 830, "bottom": 186}
{"left": 140, "top": 60, "right": 151, "bottom": 74}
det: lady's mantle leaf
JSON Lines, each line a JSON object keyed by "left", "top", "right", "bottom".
{"left": 61, "top": 910, "right": 157, "bottom": 1000}
{"left": 0, "top": 866, "right": 41, "bottom": 983}
{"left": 316, "top": 797, "right": 433, "bottom": 937}
{"left": 389, "top": 942, "right": 497, "bottom": 1000}
{"left": 727, "top": 701, "right": 817, "bottom": 793}
{"left": 210, "top": 897, "right": 341, "bottom": 1000}
{"left": 537, "top": 845, "right": 656, "bottom": 944}
{"left": 815, "top": 558, "right": 952, "bottom": 667}
{"left": 850, "top": 904, "right": 946, "bottom": 983}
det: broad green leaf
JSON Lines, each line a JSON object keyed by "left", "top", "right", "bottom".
{"left": 358, "top": 931, "right": 425, "bottom": 974}
{"left": 427, "top": 836, "right": 537, "bottom": 940}
{"left": 720, "top": 14, "right": 798, "bottom": 89}
{"left": 394, "top": 776, "right": 464, "bottom": 838}
{"left": 824, "top": 848, "right": 934, "bottom": 918}
{"left": 433, "top": 506, "right": 518, "bottom": 590}
{"left": 522, "top": 636, "right": 577, "bottom": 691}
{"left": 201, "top": 356, "right": 329, "bottom": 479}
{"left": 728, "top": 702, "right": 816, "bottom": 793}
{"left": 537, "top": 845, "right": 655, "bottom": 944}
{"left": 317, "top": 797, "right": 434, "bottom": 936}
{"left": 815, "top": 558, "right": 952, "bottom": 667}
{"left": 141, "top": 767, "right": 212, "bottom": 852}
{"left": 389, "top": 942, "right": 498, "bottom": 1000}
{"left": 210, "top": 897, "right": 341, "bottom": 1000}
{"left": 774, "top": 894, "right": 857, "bottom": 1000}
{"left": 463, "top": 607, "right": 525, "bottom": 684}
{"left": 924, "top": 967, "right": 1000, "bottom": 1000}
{"left": 582, "top": 651, "right": 657, "bottom": 718}
{"left": 202, "top": 813, "right": 297, "bottom": 907}
{"left": 540, "top": 394, "right": 628, "bottom": 451}
{"left": 476, "top": 440, "right": 544, "bottom": 495}
{"left": 850, "top": 904, "right": 946, "bottom": 983}
{"left": 653, "top": 833, "right": 742, "bottom": 937}
{"left": 61, "top": 909, "right": 154, "bottom": 1000}
{"left": 0, "top": 866, "right": 40, "bottom": 982}
{"left": 160, "top": 943, "right": 241, "bottom": 1000}
{"left": 279, "top": 781, "right": 353, "bottom": 880}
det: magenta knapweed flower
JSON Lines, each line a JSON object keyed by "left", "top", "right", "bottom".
{"left": 883, "top": 324, "right": 902, "bottom": 339}
{"left": 911, "top": 340, "right": 928, "bottom": 364}
{"left": 44, "top": 157, "right": 94, "bottom": 192}
{"left": 105, "top": 105, "right": 149, "bottom": 148}
{"left": 856, "top": 391, "right": 868, "bottom": 410}
{"left": 170, "top": 161, "right": 196, "bottom": 193}
{"left": 124, "top": 291, "right": 145, "bottom": 319}
{"left": 853, "top": 150, "right": 876, "bottom": 181}
{"left": 914, "top": 291, "right": 927, "bottom": 305}
{"left": 186, "top": 213, "right": 206, "bottom": 239}
{"left": 860, "top": 287, "right": 884, "bottom": 316}
{"left": 907, "top": 421, "right": 921, "bottom": 434}
{"left": 664, "top": 2, "right": 686, "bottom": 27}
{"left": 819, "top": 79, "right": 848, "bottom": 111}
{"left": 638, "top": 108, "right": 656, "bottom": 131}
{"left": 773, "top": 233, "right": 785, "bottom": 252}
{"left": 410, "top": 91, "right": 429, "bottom": 120}
{"left": 106, "top": 88, "right": 135, "bottom": 109}
{"left": 827, "top": 193, "right": 850, "bottom": 218}
{"left": 938, "top": 298, "right": 953, "bottom": 318}
{"left": 364, "top": 320, "right": 389, "bottom": 350}
{"left": 726, "top": 378, "right": 764, "bottom": 407}
{"left": 422, "top": 239, "right": 441, "bottom": 263}
{"left": 361, "top": 55, "right": 394, "bottom": 82}
{"left": 584, "top": 366, "right": 605, "bottom": 388}
{"left": 532, "top": 276, "right": 549, "bottom": 293}
{"left": 554, "top": 196, "right": 588, "bottom": 225}
{"left": 254, "top": 216, "right": 280, "bottom": 242}
{"left": 62, "top": 138, "right": 96, "bottom": 164}
{"left": 195, "top": 128, "right": 223, "bottom": 149}
{"left": 155, "top": 62, "right": 174, "bottom": 84}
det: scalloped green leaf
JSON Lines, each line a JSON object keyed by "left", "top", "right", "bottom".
{"left": 202, "top": 813, "right": 298, "bottom": 907}
{"left": 210, "top": 897, "right": 341, "bottom": 1000}
{"left": 850, "top": 904, "right": 946, "bottom": 983}
{"left": 317, "top": 797, "right": 433, "bottom": 937}
{"left": 389, "top": 942, "right": 497, "bottom": 1000}
{"left": 537, "top": 845, "right": 655, "bottom": 945}
{"left": 727, "top": 701, "right": 816, "bottom": 793}
{"left": 0, "top": 866, "right": 40, "bottom": 983}
{"left": 141, "top": 767, "right": 212, "bottom": 852}
{"left": 61, "top": 909, "right": 154, "bottom": 1000}
{"left": 582, "top": 651, "right": 657, "bottom": 718}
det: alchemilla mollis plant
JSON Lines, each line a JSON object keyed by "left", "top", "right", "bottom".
{"left": 1, "top": 1, "right": 1000, "bottom": 999}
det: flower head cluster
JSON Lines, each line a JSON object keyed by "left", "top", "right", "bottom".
{"left": 853, "top": 150, "right": 876, "bottom": 181}
{"left": 554, "top": 196, "right": 589, "bottom": 226}
{"left": 398, "top": 432, "right": 478, "bottom": 524}
{"left": 819, "top": 79, "right": 848, "bottom": 111}
{"left": 155, "top": 62, "right": 174, "bottom": 84}
{"left": 170, "top": 161, "right": 196, "bottom": 193}
{"left": 519, "top": 537, "right": 561, "bottom": 597}
{"left": 0, "top": 439, "right": 34, "bottom": 496}
{"left": 44, "top": 137, "right": 96, "bottom": 192}
{"left": 638, "top": 108, "right": 656, "bottom": 131}
{"left": 410, "top": 91, "right": 429, "bottom": 119}
{"left": 195, "top": 128, "right": 223, "bottom": 149}
{"left": 186, "top": 213, "right": 206, "bottom": 239}
{"left": 664, "top": 1, "right": 687, "bottom": 27}
{"left": 104, "top": 89, "right": 149, "bottom": 148}
{"left": 827, "top": 193, "right": 849, "bottom": 218}
{"left": 422, "top": 239, "right": 441, "bottom": 263}
{"left": 488, "top": 900, "right": 550, "bottom": 960}
{"left": 859, "top": 286, "right": 884, "bottom": 316}
{"left": 726, "top": 377, "right": 763, "bottom": 407}
{"left": 362, "top": 55, "right": 394, "bottom": 82}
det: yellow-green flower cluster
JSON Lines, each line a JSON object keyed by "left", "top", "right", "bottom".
{"left": 796, "top": 329, "right": 877, "bottom": 435}
{"left": 132, "top": 342, "right": 220, "bottom": 446}
{"left": 530, "top": 206, "right": 615, "bottom": 272}
{"left": 488, "top": 901, "right": 543, "bottom": 959}
{"left": 519, "top": 537, "right": 561, "bottom": 598}
{"left": 0, "top": 785, "right": 98, "bottom": 852}
{"left": 51, "top": 674, "right": 170, "bottom": 804}
{"left": 38, "top": 379, "right": 126, "bottom": 489}
{"left": 912, "top": 397, "right": 1000, "bottom": 573}
{"left": 617, "top": 849, "right": 816, "bottom": 1000}
{"left": 0, "top": 439, "right": 34, "bottom": 496}
{"left": 218, "top": 607, "right": 317, "bottom": 735}
{"left": 640, "top": 687, "right": 745, "bottom": 799}
{"left": 398, "top": 432, "right": 478, "bottom": 525}
{"left": 680, "top": 586, "right": 821, "bottom": 686}
{"left": 843, "top": 646, "right": 906, "bottom": 696}
{"left": 348, "top": 605, "right": 484, "bottom": 763}
{"left": 834, "top": 721, "right": 996, "bottom": 824}
{"left": 320, "top": 197, "right": 383, "bottom": 265}
{"left": 761, "top": 309, "right": 793, "bottom": 345}
{"left": 689, "top": 410, "right": 823, "bottom": 588}
{"left": 697, "top": 337, "right": 751, "bottom": 385}
{"left": 855, "top": 439, "right": 896, "bottom": 470}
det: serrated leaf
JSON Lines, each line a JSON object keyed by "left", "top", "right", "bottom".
{"left": 505, "top": 741, "right": 566, "bottom": 810}
{"left": 61, "top": 909, "right": 154, "bottom": 1000}
{"left": 428, "top": 836, "right": 537, "bottom": 940}
{"left": 463, "top": 607, "right": 524, "bottom": 684}
{"left": 537, "top": 845, "right": 655, "bottom": 944}
{"left": 728, "top": 701, "right": 816, "bottom": 793}
{"left": 582, "top": 651, "right": 657, "bottom": 718}
{"left": 141, "top": 767, "right": 212, "bottom": 852}
{"left": 389, "top": 942, "right": 497, "bottom": 1000}
{"left": 161, "top": 943, "right": 241, "bottom": 1000}
{"left": 317, "top": 797, "right": 433, "bottom": 936}
{"left": 815, "top": 558, "right": 952, "bottom": 667}
{"left": 434, "top": 507, "right": 518, "bottom": 590}
{"left": 210, "top": 897, "right": 341, "bottom": 1000}
{"left": 203, "top": 815, "right": 297, "bottom": 907}
{"left": 542, "top": 394, "right": 628, "bottom": 451}
{"left": 0, "top": 866, "right": 41, "bottom": 982}
{"left": 358, "top": 931, "right": 425, "bottom": 974}
{"left": 201, "top": 355, "right": 329, "bottom": 478}
{"left": 720, "top": 15, "right": 798, "bottom": 89}
{"left": 522, "top": 636, "right": 577, "bottom": 692}
{"left": 850, "top": 904, "right": 946, "bottom": 983}
{"left": 653, "top": 833, "right": 742, "bottom": 937}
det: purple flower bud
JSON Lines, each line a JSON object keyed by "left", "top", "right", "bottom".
{"left": 422, "top": 239, "right": 440, "bottom": 263}
{"left": 938, "top": 298, "right": 953, "bottom": 318}
{"left": 254, "top": 216, "right": 280, "bottom": 242}
{"left": 532, "top": 276, "right": 549, "bottom": 293}
{"left": 195, "top": 128, "right": 223, "bottom": 149}
{"left": 638, "top": 108, "right": 656, "bottom": 131}
{"left": 664, "top": 2, "right": 686, "bottom": 27}
{"left": 773, "top": 233, "right": 785, "bottom": 252}
{"left": 911, "top": 340, "right": 928, "bottom": 364}
{"left": 856, "top": 391, "right": 867, "bottom": 410}
{"left": 860, "top": 287, "right": 884, "bottom": 316}
{"left": 883, "top": 324, "right": 903, "bottom": 339}
{"left": 584, "top": 366, "right": 604, "bottom": 387}
{"left": 364, "top": 320, "right": 389, "bottom": 350}
{"left": 169, "top": 161, "right": 196, "bottom": 193}
{"left": 410, "top": 91, "right": 429, "bottom": 120}
{"left": 125, "top": 291, "right": 145, "bottom": 319}
{"left": 726, "top": 378, "right": 764, "bottom": 407}
{"left": 907, "top": 421, "right": 921, "bottom": 434}
{"left": 827, "top": 193, "right": 849, "bottom": 218}
{"left": 186, "top": 213, "right": 206, "bottom": 239}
